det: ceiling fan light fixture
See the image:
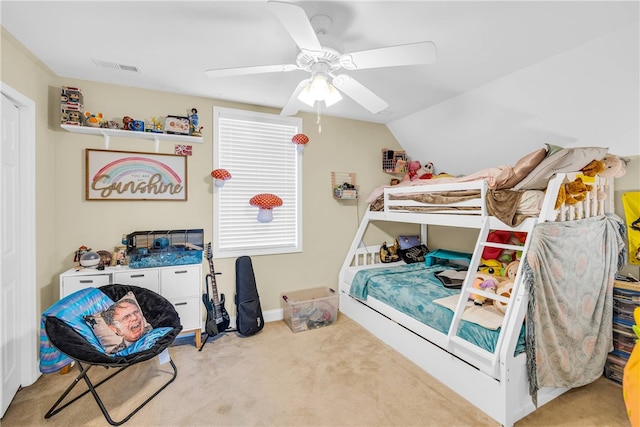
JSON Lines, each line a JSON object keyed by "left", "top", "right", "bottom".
{"left": 297, "top": 85, "right": 316, "bottom": 107}
{"left": 309, "top": 74, "right": 330, "bottom": 100}
{"left": 297, "top": 73, "right": 342, "bottom": 107}
{"left": 324, "top": 84, "right": 342, "bottom": 107}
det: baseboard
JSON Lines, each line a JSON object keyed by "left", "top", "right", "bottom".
{"left": 199, "top": 308, "right": 283, "bottom": 331}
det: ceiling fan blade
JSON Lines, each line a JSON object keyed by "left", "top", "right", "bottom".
{"left": 205, "top": 64, "right": 298, "bottom": 78}
{"left": 332, "top": 74, "right": 389, "bottom": 114}
{"left": 340, "top": 41, "right": 437, "bottom": 71}
{"left": 280, "top": 79, "right": 311, "bottom": 116}
{"left": 267, "top": 0, "right": 322, "bottom": 55}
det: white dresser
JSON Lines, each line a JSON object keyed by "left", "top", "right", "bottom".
{"left": 59, "top": 264, "right": 203, "bottom": 348}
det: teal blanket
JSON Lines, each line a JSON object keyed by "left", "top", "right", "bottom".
{"left": 349, "top": 262, "right": 525, "bottom": 354}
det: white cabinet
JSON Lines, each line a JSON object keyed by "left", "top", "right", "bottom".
{"left": 59, "top": 264, "right": 203, "bottom": 348}
{"left": 113, "top": 269, "right": 160, "bottom": 293}
{"left": 61, "top": 272, "right": 111, "bottom": 296}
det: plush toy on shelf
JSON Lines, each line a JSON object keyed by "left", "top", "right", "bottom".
{"left": 84, "top": 112, "right": 106, "bottom": 128}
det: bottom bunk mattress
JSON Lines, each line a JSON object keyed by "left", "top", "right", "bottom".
{"left": 348, "top": 262, "right": 526, "bottom": 354}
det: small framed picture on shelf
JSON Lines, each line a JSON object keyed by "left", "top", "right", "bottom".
{"left": 164, "top": 115, "right": 190, "bottom": 135}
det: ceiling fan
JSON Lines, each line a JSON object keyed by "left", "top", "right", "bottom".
{"left": 205, "top": 0, "right": 437, "bottom": 116}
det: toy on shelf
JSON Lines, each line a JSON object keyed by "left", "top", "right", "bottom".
{"left": 189, "top": 108, "right": 203, "bottom": 137}
{"left": 60, "top": 86, "right": 84, "bottom": 126}
{"left": 381, "top": 149, "right": 407, "bottom": 174}
{"left": 84, "top": 112, "right": 106, "bottom": 128}
{"left": 148, "top": 116, "right": 163, "bottom": 133}
{"left": 331, "top": 171, "right": 359, "bottom": 200}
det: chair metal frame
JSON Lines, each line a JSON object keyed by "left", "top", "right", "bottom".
{"left": 43, "top": 284, "right": 182, "bottom": 426}
{"left": 44, "top": 358, "right": 177, "bottom": 426}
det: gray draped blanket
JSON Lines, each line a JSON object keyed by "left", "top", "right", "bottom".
{"left": 523, "top": 214, "right": 626, "bottom": 405}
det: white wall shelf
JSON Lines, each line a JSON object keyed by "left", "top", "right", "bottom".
{"left": 60, "top": 124, "right": 204, "bottom": 152}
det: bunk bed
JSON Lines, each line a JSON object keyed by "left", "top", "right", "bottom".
{"left": 338, "top": 146, "right": 626, "bottom": 427}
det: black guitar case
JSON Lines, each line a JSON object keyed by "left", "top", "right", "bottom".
{"left": 234, "top": 256, "right": 264, "bottom": 337}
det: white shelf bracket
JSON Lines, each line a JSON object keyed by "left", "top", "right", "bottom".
{"left": 99, "top": 131, "right": 110, "bottom": 149}
{"left": 154, "top": 136, "right": 160, "bottom": 153}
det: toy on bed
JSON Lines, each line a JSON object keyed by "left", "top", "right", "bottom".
{"left": 470, "top": 274, "right": 499, "bottom": 306}
{"left": 494, "top": 280, "right": 514, "bottom": 313}
{"left": 581, "top": 154, "right": 627, "bottom": 179}
{"left": 416, "top": 162, "right": 434, "bottom": 180}
{"left": 403, "top": 161, "right": 421, "bottom": 181}
{"left": 554, "top": 177, "right": 593, "bottom": 209}
{"left": 403, "top": 161, "right": 435, "bottom": 181}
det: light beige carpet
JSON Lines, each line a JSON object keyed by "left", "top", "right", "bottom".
{"left": 1, "top": 315, "right": 629, "bottom": 426}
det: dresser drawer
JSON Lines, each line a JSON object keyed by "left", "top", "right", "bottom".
{"left": 171, "top": 297, "right": 201, "bottom": 331}
{"left": 113, "top": 270, "right": 160, "bottom": 293}
{"left": 160, "top": 265, "right": 201, "bottom": 299}
{"left": 61, "top": 274, "right": 110, "bottom": 298}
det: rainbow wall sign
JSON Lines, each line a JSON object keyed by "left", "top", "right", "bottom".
{"left": 86, "top": 150, "right": 187, "bottom": 200}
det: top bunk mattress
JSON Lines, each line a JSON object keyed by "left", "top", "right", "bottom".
{"left": 347, "top": 262, "right": 526, "bottom": 354}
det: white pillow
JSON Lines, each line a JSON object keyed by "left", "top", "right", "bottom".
{"left": 513, "top": 146, "right": 608, "bottom": 190}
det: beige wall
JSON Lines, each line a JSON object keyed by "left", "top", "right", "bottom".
{"left": 2, "top": 28, "right": 409, "bottom": 321}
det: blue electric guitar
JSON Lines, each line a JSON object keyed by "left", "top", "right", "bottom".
{"left": 199, "top": 242, "right": 230, "bottom": 351}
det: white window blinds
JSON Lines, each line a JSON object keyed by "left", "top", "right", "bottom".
{"left": 213, "top": 107, "right": 302, "bottom": 258}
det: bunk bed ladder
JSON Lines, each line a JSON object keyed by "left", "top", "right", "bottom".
{"left": 447, "top": 216, "right": 537, "bottom": 376}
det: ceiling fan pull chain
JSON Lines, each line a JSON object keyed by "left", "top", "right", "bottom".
{"left": 316, "top": 103, "right": 322, "bottom": 133}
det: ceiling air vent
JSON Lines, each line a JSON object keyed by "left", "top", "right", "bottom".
{"left": 92, "top": 59, "right": 140, "bottom": 73}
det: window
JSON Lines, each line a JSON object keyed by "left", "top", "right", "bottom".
{"left": 213, "top": 107, "right": 302, "bottom": 258}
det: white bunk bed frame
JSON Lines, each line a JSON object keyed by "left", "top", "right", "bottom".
{"left": 338, "top": 172, "right": 613, "bottom": 427}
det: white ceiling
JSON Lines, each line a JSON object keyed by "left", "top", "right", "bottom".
{"left": 2, "top": 1, "right": 638, "bottom": 124}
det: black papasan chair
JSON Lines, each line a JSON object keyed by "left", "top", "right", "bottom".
{"left": 43, "top": 284, "right": 183, "bottom": 426}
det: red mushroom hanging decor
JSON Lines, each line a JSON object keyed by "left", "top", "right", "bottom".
{"left": 249, "top": 193, "right": 283, "bottom": 223}
{"left": 291, "top": 133, "right": 309, "bottom": 152}
{"left": 210, "top": 169, "right": 232, "bottom": 187}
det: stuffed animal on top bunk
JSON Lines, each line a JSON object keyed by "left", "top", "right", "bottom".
{"left": 554, "top": 177, "right": 593, "bottom": 210}
{"left": 402, "top": 161, "right": 436, "bottom": 181}
{"left": 580, "top": 154, "right": 628, "bottom": 202}
{"left": 581, "top": 154, "right": 628, "bottom": 179}
{"left": 416, "top": 162, "right": 434, "bottom": 180}
{"left": 403, "top": 161, "right": 422, "bottom": 181}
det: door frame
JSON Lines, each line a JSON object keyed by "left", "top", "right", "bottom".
{"left": 1, "top": 82, "right": 39, "bottom": 393}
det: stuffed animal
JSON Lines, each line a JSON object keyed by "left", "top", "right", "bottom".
{"left": 416, "top": 162, "right": 434, "bottom": 180}
{"left": 580, "top": 159, "right": 606, "bottom": 177}
{"left": 84, "top": 112, "right": 106, "bottom": 128}
{"left": 554, "top": 177, "right": 593, "bottom": 209}
{"left": 503, "top": 260, "right": 520, "bottom": 280}
{"left": 493, "top": 280, "right": 514, "bottom": 314}
{"left": 122, "top": 116, "right": 134, "bottom": 130}
{"left": 581, "top": 154, "right": 627, "bottom": 178}
{"left": 478, "top": 258, "right": 504, "bottom": 276}
{"left": 403, "top": 161, "right": 422, "bottom": 181}
{"left": 469, "top": 274, "right": 499, "bottom": 306}
{"left": 599, "top": 154, "right": 627, "bottom": 178}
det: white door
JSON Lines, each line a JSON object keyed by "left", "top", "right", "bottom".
{"left": 1, "top": 93, "right": 22, "bottom": 416}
